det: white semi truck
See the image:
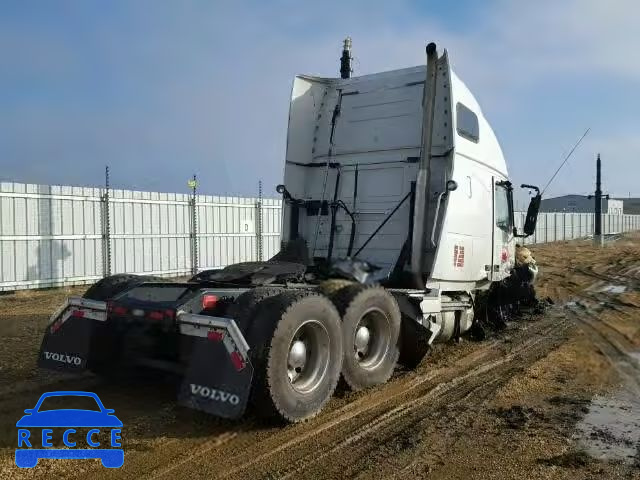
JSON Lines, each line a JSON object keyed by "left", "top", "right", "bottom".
{"left": 38, "top": 40, "right": 541, "bottom": 423}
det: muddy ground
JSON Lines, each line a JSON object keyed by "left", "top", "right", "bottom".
{"left": 1, "top": 235, "right": 639, "bottom": 479}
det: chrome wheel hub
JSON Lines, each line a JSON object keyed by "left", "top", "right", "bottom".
{"left": 354, "top": 325, "right": 371, "bottom": 358}
{"left": 288, "top": 340, "right": 308, "bottom": 374}
{"left": 353, "top": 307, "right": 391, "bottom": 370}
{"left": 286, "top": 320, "right": 331, "bottom": 394}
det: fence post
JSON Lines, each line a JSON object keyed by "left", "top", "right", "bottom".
{"left": 570, "top": 213, "right": 574, "bottom": 240}
{"left": 256, "top": 180, "right": 264, "bottom": 262}
{"left": 101, "top": 166, "right": 112, "bottom": 277}
{"left": 189, "top": 176, "right": 199, "bottom": 276}
{"left": 578, "top": 213, "right": 582, "bottom": 238}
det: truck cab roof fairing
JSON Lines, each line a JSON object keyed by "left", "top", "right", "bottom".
{"left": 449, "top": 71, "right": 508, "bottom": 179}
{"left": 286, "top": 66, "right": 508, "bottom": 178}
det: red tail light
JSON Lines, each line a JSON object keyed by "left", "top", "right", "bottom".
{"left": 72, "top": 310, "right": 85, "bottom": 318}
{"left": 164, "top": 309, "right": 175, "bottom": 319}
{"left": 202, "top": 294, "right": 218, "bottom": 310}
{"left": 147, "top": 311, "right": 164, "bottom": 321}
{"left": 207, "top": 330, "right": 225, "bottom": 342}
{"left": 230, "top": 351, "right": 246, "bottom": 371}
{"left": 109, "top": 305, "right": 127, "bottom": 316}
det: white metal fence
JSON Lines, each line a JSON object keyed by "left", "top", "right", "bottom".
{"left": 1, "top": 181, "right": 640, "bottom": 291}
{"left": 514, "top": 211, "right": 640, "bottom": 245}
{"left": 0, "top": 182, "right": 281, "bottom": 291}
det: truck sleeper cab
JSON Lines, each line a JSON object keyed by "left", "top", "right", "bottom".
{"left": 37, "top": 42, "right": 540, "bottom": 424}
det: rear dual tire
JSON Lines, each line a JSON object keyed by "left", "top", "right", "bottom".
{"left": 250, "top": 286, "right": 402, "bottom": 422}
{"left": 249, "top": 292, "right": 343, "bottom": 423}
{"left": 330, "top": 285, "right": 401, "bottom": 390}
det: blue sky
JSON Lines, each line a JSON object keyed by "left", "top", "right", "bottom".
{"left": 1, "top": 0, "right": 639, "bottom": 204}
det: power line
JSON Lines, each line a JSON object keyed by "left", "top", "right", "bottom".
{"left": 541, "top": 128, "right": 590, "bottom": 195}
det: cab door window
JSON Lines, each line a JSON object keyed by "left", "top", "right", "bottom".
{"left": 495, "top": 183, "right": 513, "bottom": 232}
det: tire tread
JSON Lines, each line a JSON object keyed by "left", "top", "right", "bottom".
{"left": 249, "top": 291, "right": 342, "bottom": 422}
{"left": 328, "top": 284, "right": 401, "bottom": 390}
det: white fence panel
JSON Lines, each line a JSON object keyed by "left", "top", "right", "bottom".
{"left": 109, "top": 189, "right": 192, "bottom": 278}
{"left": 197, "top": 196, "right": 258, "bottom": 270}
{"left": 0, "top": 182, "right": 104, "bottom": 290}
{"left": 262, "top": 199, "right": 283, "bottom": 261}
{"left": 509, "top": 211, "right": 639, "bottom": 247}
{"left": 0, "top": 181, "right": 283, "bottom": 291}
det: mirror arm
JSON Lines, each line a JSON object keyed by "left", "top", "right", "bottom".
{"left": 512, "top": 226, "right": 528, "bottom": 238}
{"left": 521, "top": 184, "right": 540, "bottom": 194}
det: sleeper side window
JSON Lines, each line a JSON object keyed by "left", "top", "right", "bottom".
{"left": 456, "top": 103, "right": 479, "bottom": 143}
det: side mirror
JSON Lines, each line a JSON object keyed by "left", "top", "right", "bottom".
{"left": 24, "top": 409, "right": 34, "bottom": 414}
{"left": 446, "top": 180, "right": 458, "bottom": 192}
{"left": 105, "top": 409, "right": 115, "bottom": 414}
{"left": 523, "top": 194, "right": 541, "bottom": 235}
{"left": 513, "top": 184, "right": 541, "bottom": 237}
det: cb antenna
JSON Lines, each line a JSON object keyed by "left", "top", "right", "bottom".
{"left": 340, "top": 37, "right": 352, "bottom": 79}
{"left": 541, "top": 128, "right": 590, "bottom": 195}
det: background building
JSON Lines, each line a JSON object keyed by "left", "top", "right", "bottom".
{"left": 540, "top": 195, "right": 624, "bottom": 214}
{"left": 622, "top": 198, "right": 640, "bottom": 214}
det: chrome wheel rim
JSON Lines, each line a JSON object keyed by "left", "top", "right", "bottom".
{"left": 353, "top": 307, "right": 391, "bottom": 370}
{"left": 287, "top": 320, "right": 330, "bottom": 394}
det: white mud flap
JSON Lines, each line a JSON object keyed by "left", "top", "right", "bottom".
{"left": 177, "top": 314, "right": 253, "bottom": 419}
{"left": 38, "top": 297, "right": 107, "bottom": 372}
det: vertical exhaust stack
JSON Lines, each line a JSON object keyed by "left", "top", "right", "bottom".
{"left": 411, "top": 42, "right": 439, "bottom": 288}
{"left": 340, "top": 37, "right": 352, "bottom": 79}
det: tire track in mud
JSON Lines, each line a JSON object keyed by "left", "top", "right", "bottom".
{"left": 145, "top": 314, "right": 571, "bottom": 480}
{"left": 0, "top": 372, "right": 98, "bottom": 400}
{"left": 356, "top": 291, "right": 640, "bottom": 480}
{"left": 45, "top": 338, "right": 499, "bottom": 480}
{"left": 562, "top": 292, "right": 640, "bottom": 475}
{"left": 257, "top": 320, "right": 573, "bottom": 480}
{"left": 141, "top": 344, "right": 501, "bottom": 480}
{"left": 84, "top": 321, "right": 550, "bottom": 480}
{"left": 575, "top": 266, "right": 640, "bottom": 290}
{"left": 139, "top": 432, "right": 239, "bottom": 480}
{"left": 566, "top": 304, "right": 640, "bottom": 394}
{"left": 274, "top": 352, "right": 541, "bottom": 480}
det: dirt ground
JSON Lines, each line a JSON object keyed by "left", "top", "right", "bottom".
{"left": 1, "top": 235, "right": 639, "bottom": 479}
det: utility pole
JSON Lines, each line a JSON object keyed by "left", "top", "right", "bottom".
{"left": 588, "top": 154, "right": 609, "bottom": 245}
{"left": 594, "top": 154, "right": 602, "bottom": 239}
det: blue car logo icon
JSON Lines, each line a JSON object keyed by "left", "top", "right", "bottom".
{"left": 15, "top": 391, "right": 123, "bottom": 468}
